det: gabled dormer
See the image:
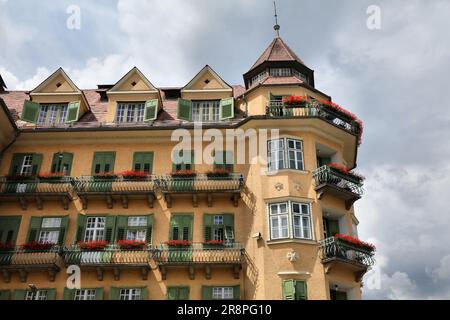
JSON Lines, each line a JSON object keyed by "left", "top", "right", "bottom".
{"left": 106, "top": 67, "right": 161, "bottom": 123}
{"left": 21, "top": 68, "right": 90, "bottom": 125}
{"left": 177, "top": 65, "right": 234, "bottom": 122}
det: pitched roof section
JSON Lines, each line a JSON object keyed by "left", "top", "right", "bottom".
{"left": 249, "top": 37, "right": 306, "bottom": 71}
{"left": 30, "top": 67, "right": 81, "bottom": 94}
{"left": 108, "top": 67, "right": 158, "bottom": 93}
{"left": 182, "top": 65, "right": 232, "bottom": 91}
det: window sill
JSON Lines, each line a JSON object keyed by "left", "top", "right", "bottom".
{"left": 266, "top": 239, "right": 318, "bottom": 246}
{"left": 266, "top": 169, "right": 310, "bottom": 176}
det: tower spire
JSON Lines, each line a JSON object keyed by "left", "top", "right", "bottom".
{"left": 273, "top": 1, "right": 280, "bottom": 37}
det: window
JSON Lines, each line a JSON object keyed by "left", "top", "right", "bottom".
{"left": 212, "top": 287, "right": 234, "bottom": 300}
{"left": 270, "top": 68, "right": 292, "bottom": 77}
{"left": 269, "top": 201, "right": 312, "bottom": 240}
{"left": 84, "top": 217, "right": 105, "bottom": 241}
{"left": 119, "top": 288, "right": 141, "bottom": 300}
{"left": 20, "top": 155, "right": 33, "bottom": 175}
{"left": 126, "top": 216, "right": 148, "bottom": 241}
{"left": 51, "top": 152, "right": 73, "bottom": 175}
{"left": 25, "top": 290, "right": 47, "bottom": 300}
{"left": 74, "top": 289, "right": 96, "bottom": 301}
{"left": 116, "top": 102, "right": 145, "bottom": 123}
{"left": 268, "top": 138, "right": 304, "bottom": 172}
{"left": 37, "top": 104, "right": 68, "bottom": 125}
{"left": 204, "top": 214, "right": 234, "bottom": 243}
{"left": 250, "top": 71, "right": 267, "bottom": 86}
{"left": 170, "top": 215, "right": 193, "bottom": 241}
{"left": 282, "top": 280, "right": 307, "bottom": 300}
{"left": 292, "top": 69, "right": 308, "bottom": 83}
{"left": 192, "top": 100, "right": 220, "bottom": 122}
{"left": 214, "top": 150, "right": 234, "bottom": 172}
{"left": 128, "top": 216, "right": 147, "bottom": 227}
{"left": 172, "top": 150, "right": 194, "bottom": 172}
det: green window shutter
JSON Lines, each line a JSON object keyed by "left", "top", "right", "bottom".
{"left": 133, "top": 152, "right": 154, "bottom": 173}
{"left": 22, "top": 100, "right": 40, "bottom": 123}
{"left": 167, "top": 287, "right": 178, "bottom": 300}
{"left": 92, "top": 152, "right": 116, "bottom": 174}
{"left": 66, "top": 101, "right": 81, "bottom": 123}
{"left": 0, "top": 216, "right": 21, "bottom": 244}
{"left": 177, "top": 99, "right": 192, "bottom": 121}
{"left": 95, "top": 288, "right": 104, "bottom": 300}
{"left": 105, "top": 216, "right": 117, "bottom": 243}
{"left": 75, "top": 214, "right": 86, "bottom": 243}
{"left": 328, "top": 220, "right": 340, "bottom": 237}
{"left": 9, "top": 154, "right": 24, "bottom": 175}
{"left": 233, "top": 286, "right": 241, "bottom": 300}
{"left": 183, "top": 215, "right": 193, "bottom": 241}
{"left": 144, "top": 99, "right": 158, "bottom": 122}
{"left": 115, "top": 216, "right": 128, "bottom": 241}
{"left": 169, "top": 215, "right": 178, "bottom": 240}
{"left": 12, "top": 289, "right": 26, "bottom": 300}
{"left": 295, "top": 281, "right": 307, "bottom": 300}
{"left": 282, "top": 280, "right": 296, "bottom": 300}
{"left": 51, "top": 153, "right": 73, "bottom": 175}
{"left": 179, "top": 287, "right": 189, "bottom": 300}
{"left": 215, "top": 151, "right": 233, "bottom": 171}
{"left": 0, "top": 290, "right": 10, "bottom": 300}
{"left": 203, "top": 214, "right": 213, "bottom": 241}
{"left": 201, "top": 286, "right": 213, "bottom": 300}
{"left": 31, "top": 153, "right": 43, "bottom": 175}
{"left": 172, "top": 150, "right": 194, "bottom": 172}
{"left": 220, "top": 97, "right": 234, "bottom": 120}
{"left": 58, "top": 216, "right": 69, "bottom": 245}
{"left": 170, "top": 215, "right": 193, "bottom": 241}
{"left": 268, "top": 92, "right": 274, "bottom": 101}
{"left": 46, "top": 289, "right": 56, "bottom": 300}
{"left": 223, "top": 214, "right": 235, "bottom": 242}
{"left": 63, "top": 288, "right": 75, "bottom": 300}
{"left": 140, "top": 287, "right": 148, "bottom": 300}
{"left": 27, "top": 216, "right": 42, "bottom": 242}
{"left": 109, "top": 287, "right": 120, "bottom": 300}
{"left": 146, "top": 215, "right": 153, "bottom": 244}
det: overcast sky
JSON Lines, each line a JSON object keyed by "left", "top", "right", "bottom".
{"left": 1, "top": 0, "right": 450, "bottom": 299}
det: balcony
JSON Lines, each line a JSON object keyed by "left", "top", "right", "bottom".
{"left": 154, "top": 173, "right": 244, "bottom": 208}
{"left": 0, "top": 176, "right": 73, "bottom": 210}
{"left": 63, "top": 244, "right": 151, "bottom": 280}
{"left": 266, "top": 101, "right": 361, "bottom": 137}
{"left": 73, "top": 176, "right": 155, "bottom": 209}
{"left": 0, "top": 246, "right": 63, "bottom": 282}
{"left": 153, "top": 242, "right": 244, "bottom": 280}
{"left": 313, "top": 166, "right": 364, "bottom": 209}
{"left": 319, "top": 237, "right": 375, "bottom": 281}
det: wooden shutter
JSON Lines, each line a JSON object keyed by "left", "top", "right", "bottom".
{"left": 170, "top": 215, "right": 193, "bottom": 241}
{"left": 133, "top": 152, "right": 154, "bottom": 173}
{"left": 115, "top": 216, "right": 128, "bottom": 241}
{"left": 144, "top": 99, "right": 158, "bottom": 122}
{"left": 46, "top": 288, "right": 57, "bottom": 300}
{"left": 167, "top": 287, "right": 178, "bottom": 300}
{"left": 12, "top": 289, "right": 26, "bottom": 300}
{"left": 295, "top": 281, "right": 307, "bottom": 300}
{"left": 179, "top": 287, "right": 189, "bottom": 300}
{"left": 75, "top": 214, "right": 86, "bottom": 243}
{"left": 203, "top": 214, "right": 213, "bottom": 241}
{"left": 146, "top": 215, "right": 153, "bottom": 244}
{"left": 183, "top": 215, "right": 193, "bottom": 241}
{"left": 9, "top": 154, "right": 24, "bottom": 175}
{"left": 169, "top": 215, "right": 178, "bottom": 240}
{"left": 140, "top": 287, "right": 148, "bottom": 300}
{"left": 0, "top": 216, "right": 21, "bottom": 244}
{"left": 27, "top": 216, "right": 42, "bottom": 242}
{"left": 104, "top": 216, "right": 116, "bottom": 243}
{"left": 233, "top": 286, "right": 240, "bottom": 300}
{"left": 66, "top": 101, "right": 81, "bottom": 123}
{"left": 328, "top": 220, "right": 340, "bottom": 237}
{"left": 92, "top": 152, "right": 115, "bottom": 174}
{"left": 0, "top": 290, "right": 10, "bottom": 300}
{"left": 201, "top": 286, "right": 213, "bottom": 300}
{"left": 95, "top": 288, "right": 104, "bottom": 300}
{"left": 223, "top": 214, "right": 235, "bottom": 242}
{"left": 215, "top": 151, "right": 233, "bottom": 171}
{"left": 282, "top": 280, "right": 295, "bottom": 300}
{"left": 21, "top": 100, "right": 40, "bottom": 123}
{"left": 109, "top": 287, "right": 120, "bottom": 300}
{"left": 220, "top": 97, "right": 234, "bottom": 120}
{"left": 31, "top": 154, "right": 43, "bottom": 175}
{"left": 63, "top": 288, "right": 75, "bottom": 300}
{"left": 51, "top": 153, "right": 73, "bottom": 175}
{"left": 58, "top": 216, "right": 69, "bottom": 245}
{"left": 177, "top": 99, "right": 192, "bottom": 121}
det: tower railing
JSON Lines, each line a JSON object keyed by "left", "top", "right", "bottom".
{"left": 313, "top": 165, "right": 364, "bottom": 196}
{"left": 319, "top": 237, "right": 375, "bottom": 267}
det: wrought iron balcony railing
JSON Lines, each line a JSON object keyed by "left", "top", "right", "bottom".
{"left": 313, "top": 166, "right": 364, "bottom": 196}
{"left": 266, "top": 101, "right": 361, "bottom": 136}
{"left": 319, "top": 237, "right": 375, "bottom": 268}
{"left": 0, "top": 245, "right": 63, "bottom": 282}
{"left": 73, "top": 176, "right": 155, "bottom": 194}
{"left": 153, "top": 173, "right": 244, "bottom": 193}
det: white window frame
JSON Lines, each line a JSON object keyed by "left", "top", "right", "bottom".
{"left": 116, "top": 102, "right": 145, "bottom": 123}
{"left": 20, "top": 155, "right": 33, "bottom": 175}
{"left": 268, "top": 138, "right": 304, "bottom": 172}
{"left": 119, "top": 288, "right": 141, "bottom": 300}
{"left": 42, "top": 218, "right": 62, "bottom": 228}
{"left": 126, "top": 229, "right": 147, "bottom": 241}
{"left": 38, "top": 230, "right": 59, "bottom": 244}
{"left": 25, "top": 290, "right": 47, "bottom": 300}
{"left": 192, "top": 100, "right": 220, "bottom": 122}
{"left": 269, "top": 202, "right": 289, "bottom": 240}
{"left": 37, "top": 104, "right": 69, "bottom": 125}
{"left": 292, "top": 69, "right": 308, "bottom": 82}
{"left": 74, "top": 289, "right": 96, "bottom": 300}
{"left": 270, "top": 68, "right": 292, "bottom": 77}
{"left": 268, "top": 201, "right": 313, "bottom": 241}
{"left": 84, "top": 217, "right": 106, "bottom": 242}
{"left": 250, "top": 71, "right": 267, "bottom": 86}
{"left": 212, "top": 287, "right": 234, "bottom": 300}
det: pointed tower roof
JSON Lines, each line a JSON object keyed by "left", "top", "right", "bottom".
{"left": 249, "top": 37, "right": 306, "bottom": 71}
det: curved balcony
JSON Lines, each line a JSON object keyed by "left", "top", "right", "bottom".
{"left": 0, "top": 176, "right": 73, "bottom": 210}
{"left": 319, "top": 237, "right": 375, "bottom": 281}
{"left": 153, "top": 242, "right": 245, "bottom": 280}
{"left": 154, "top": 173, "right": 244, "bottom": 208}
{"left": 63, "top": 244, "right": 151, "bottom": 280}
{"left": 0, "top": 245, "right": 63, "bottom": 282}
{"left": 313, "top": 166, "right": 364, "bottom": 209}
{"left": 73, "top": 176, "right": 155, "bottom": 209}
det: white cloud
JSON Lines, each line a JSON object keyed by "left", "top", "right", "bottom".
{"left": 430, "top": 255, "right": 450, "bottom": 282}
{"left": 0, "top": 66, "right": 50, "bottom": 90}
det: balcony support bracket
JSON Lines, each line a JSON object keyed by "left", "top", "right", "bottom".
{"left": 113, "top": 267, "right": 120, "bottom": 281}
{"left": 160, "top": 266, "right": 167, "bottom": 280}
{"left": 345, "top": 199, "right": 356, "bottom": 210}
{"left": 188, "top": 266, "right": 195, "bottom": 280}
{"left": 106, "top": 195, "right": 114, "bottom": 209}
{"left": 147, "top": 194, "right": 154, "bottom": 208}
{"left": 48, "top": 268, "right": 57, "bottom": 282}
{"left": 81, "top": 196, "right": 88, "bottom": 209}
{"left": 62, "top": 196, "right": 70, "bottom": 210}
{"left": 205, "top": 265, "right": 211, "bottom": 280}
{"left": 232, "top": 193, "right": 240, "bottom": 207}
{"left": 233, "top": 264, "right": 241, "bottom": 279}
{"left": 96, "top": 267, "right": 104, "bottom": 281}
{"left": 207, "top": 194, "right": 213, "bottom": 207}
{"left": 121, "top": 196, "right": 128, "bottom": 209}
{"left": 36, "top": 196, "right": 43, "bottom": 210}
{"left": 192, "top": 194, "right": 198, "bottom": 207}
{"left": 165, "top": 194, "right": 172, "bottom": 208}
{"left": 19, "top": 269, "right": 28, "bottom": 283}
{"left": 141, "top": 267, "right": 149, "bottom": 280}
{"left": 19, "top": 197, "right": 27, "bottom": 210}
{"left": 2, "top": 270, "right": 11, "bottom": 283}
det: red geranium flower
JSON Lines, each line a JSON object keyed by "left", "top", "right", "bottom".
{"left": 335, "top": 234, "right": 376, "bottom": 251}
{"left": 77, "top": 240, "right": 109, "bottom": 251}
{"left": 165, "top": 240, "right": 192, "bottom": 247}
{"left": 116, "top": 240, "right": 146, "bottom": 250}
{"left": 22, "top": 241, "right": 55, "bottom": 251}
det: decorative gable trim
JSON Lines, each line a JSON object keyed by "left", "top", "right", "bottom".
{"left": 30, "top": 68, "right": 81, "bottom": 95}
{"left": 108, "top": 67, "right": 158, "bottom": 93}
{"left": 181, "top": 65, "right": 232, "bottom": 92}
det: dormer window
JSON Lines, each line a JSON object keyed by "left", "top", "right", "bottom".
{"left": 116, "top": 102, "right": 145, "bottom": 123}
{"left": 270, "top": 68, "right": 291, "bottom": 77}
{"left": 192, "top": 100, "right": 220, "bottom": 122}
{"left": 37, "top": 104, "right": 68, "bottom": 125}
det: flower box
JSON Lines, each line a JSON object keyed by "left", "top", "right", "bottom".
{"left": 22, "top": 241, "right": 55, "bottom": 251}
{"left": 206, "top": 169, "right": 231, "bottom": 179}
{"left": 117, "top": 240, "right": 146, "bottom": 250}
{"left": 38, "top": 172, "right": 67, "bottom": 183}
{"left": 120, "top": 170, "right": 148, "bottom": 180}
{"left": 328, "top": 163, "right": 365, "bottom": 182}
{"left": 165, "top": 240, "right": 192, "bottom": 247}
{"left": 171, "top": 170, "right": 197, "bottom": 178}
{"left": 77, "top": 241, "right": 109, "bottom": 251}
{"left": 6, "top": 174, "right": 37, "bottom": 182}
{"left": 92, "top": 173, "right": 118, "bottom": 180}
{"left": 203, "top": 240, "right": 225, "bottom": 248}
{"left": 335, "top": 234, "right": 375, "bottom": 252}
{"left": 0, "top": 241, "right": 14, "bottom": 252}
{"left": 282, "top": 95, "right": 308, "bottom": 108}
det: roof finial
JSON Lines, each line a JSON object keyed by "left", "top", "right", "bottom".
{"left": 273, "top": 1, "right": 280, "bottom": 37}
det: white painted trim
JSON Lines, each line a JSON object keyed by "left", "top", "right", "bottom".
{"left": 277, "top": 271, "right": 311, "bottom": 276}
{"left": 181, "top": 89, "right": 233, "bottom": 93}
{"left": 107, "top": 90, "right": 158, "bottom": 95}
{"left": 31, "top": 68, "right": 81, "bottom": 94}
{"left": 182, "top": 65, "right": 232, "bottom": 91}
{"left": 108, "top": 67, "right": 158, "bottom": 92}
{"left": 30, "top": 92, "right": 81, "bottom": 96}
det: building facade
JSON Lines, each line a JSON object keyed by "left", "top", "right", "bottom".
{"left": 0, "top": 37, "right": 374, "bottom": 300}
